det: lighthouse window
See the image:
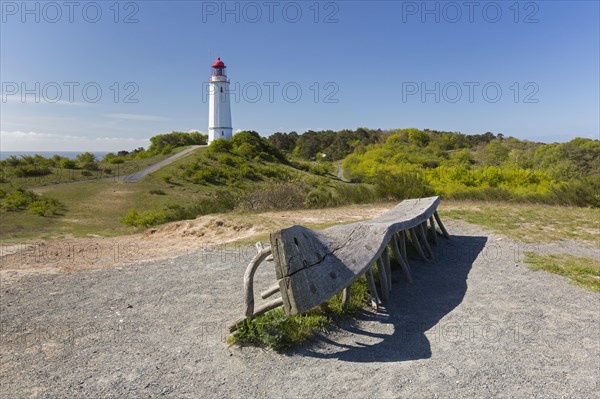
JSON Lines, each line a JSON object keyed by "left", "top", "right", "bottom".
{"left": 221, "top": 131, "right": 224, "bottom": 136}
{"left": 220, "top": 87, "right": 223, "bottom": 92}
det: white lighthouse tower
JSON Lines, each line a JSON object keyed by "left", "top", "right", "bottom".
{"left": 208, "top": 57, "right": 232, "bottom": 143}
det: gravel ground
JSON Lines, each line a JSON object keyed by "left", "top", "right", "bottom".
{"left": 1, "top": 220, "right": 598, "bottom": 398}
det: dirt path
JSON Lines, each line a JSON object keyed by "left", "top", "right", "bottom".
{"left": 122, "top": 145, "right": 204, "bottom": 182}
{"left": 336, "top": 165, "right": 350, "bottom": 182}
{"left": 1, "top": 217, "right": 598, "bottom": 397}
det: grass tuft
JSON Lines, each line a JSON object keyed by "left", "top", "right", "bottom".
{"left": 524, "top": 252, "right": 600, "bottom": 292}
{"left": 228, "top": 276, "right": 370, "bottom": 351}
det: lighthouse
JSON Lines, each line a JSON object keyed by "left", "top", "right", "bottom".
{"left": 208, "top": 57, "right": 232, "bottom": 143}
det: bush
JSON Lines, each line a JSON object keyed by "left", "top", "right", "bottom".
{"left": 1, "top": 187, "right": 37, "bottom": 210}
{"left": 308, "top": 162, "right": 331, "bottom": 176}
{"left": 160, "top": 173, "right": 173, "bottom": 184}
{"left": 238, "top": 183, "right": 307, "bottom": 211}
{"left": 149, "top": 189, "right": 166, "bottom": 195}
{"left": 374, "top": 171, "right": 433, "bottom": 200}
{"left": 28, "top": 197, "right": 65, "bottom": 216}
{"left": 60, "top": 159, "right": 77, "bottom": 169}
{"left": 121, "top": 209, "right": 166, "bottom": 227}
{"left": 121, "top": 191, "right": 236, "bottom": 227}
{"left": 0, "top": 187, "right": 65, "bottom": 216}
{"left": 209, "top": 138, "right": 233, "bottom": 153}
{"left": 13, "top": 165, "right": 52, "bottom": 177}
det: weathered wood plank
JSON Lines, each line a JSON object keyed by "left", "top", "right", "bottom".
{"left": 244, "top": 247, "right": 274, "bottom": 317}
{"left": 229, "top": 297, "right": 284, "bottom": 332}
{"left": 270, "top": 196, "right": 443, "bottom": 315}
{"left": 260, "top": 282, "right": 280, "bottom": 299}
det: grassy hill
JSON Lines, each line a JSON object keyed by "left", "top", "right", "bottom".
{"left": 0, "top": 132, "right": 370, "bottom": 241}
{"left": 2, "top": 128, "right": 598, "bottom": 242}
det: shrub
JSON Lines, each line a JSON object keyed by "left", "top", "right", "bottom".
{"left": 209, "top": 138, "right": 233, "bottom": 153}
{"left": 160, "top": 173, "right": 173, "bottom": 184}
{"left": 149, "top": 189, "right": 166, "bottom": 195}
{"left": 374, "top": 170, "right": 433, "bottom": 200}
{"left": 13, "top": 165, "right": 52, "bottom": 177}
{"left": 28, "top": 197, "right": 65, "bottom": 216}
{"left": 60, "top": 159, "right": 77, "bottom": 169}
{"left": 239, "top": 183, "right": 307, "bottom": 211}
{"left": 121, "top": 209, "right": 165, "bottom": 227}
{"left": 121, "top": 191, "right": 236, "bottom": 227}
{"left": 305, "top": 186, "right": 334, "bottom": 208}
{"left": 308, "top": 162, "right": 331, "bottom": 176}
{"left": 1, "top": 187, "right": 37, "bottom": 210}
{"left": 0, "top": 187, "right": 65, "bottom": 216}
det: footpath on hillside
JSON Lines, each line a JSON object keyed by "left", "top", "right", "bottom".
{"left": 123, "top": 145, "right": 204, "bottom": 183}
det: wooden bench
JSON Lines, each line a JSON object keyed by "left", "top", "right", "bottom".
{"left": 229, "top": 196, "right": 450, "bottom": 331}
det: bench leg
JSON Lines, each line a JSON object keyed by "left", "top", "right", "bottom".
{"left": 434, "top": 210, "right": 450, "bottom": 239}
{"left": 418, "top": 222, "right": 434, "bottom": 258}
{"left": 244, "top": 247, "right": 274, "bottom": 317}
{"left": 429, "top": 216, "right": 438, "bottom": 245}
{"left": 383, "top": 246, "right": 392, "bottom": 293}
{"left": 398, "top": 230, "right": 408, "bottom": 264}
{"left": 365, "top": 267, "right": 381, "bottom": 311}
{"left": 410, "top": 227, "right": 429, "bottom": 262}
{"left": 376, "top": 256, "right": 390, "bottom": 302}
{"left": 342, "top": 286, "right": 351, "bottom": 311}
{"left": 391, "top": 233, "right": 412, "bottom": 283}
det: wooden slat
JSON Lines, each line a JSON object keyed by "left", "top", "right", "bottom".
{"left": 270, "top": 196, "right": 443, "bottom": 315}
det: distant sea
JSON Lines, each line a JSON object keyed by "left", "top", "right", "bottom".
{"left": 0, "top": 151, "right": 109, "bottom": 160}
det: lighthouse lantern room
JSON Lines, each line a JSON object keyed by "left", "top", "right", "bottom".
{"left": 208, "top": 57, "right": 232, "bottom": 143}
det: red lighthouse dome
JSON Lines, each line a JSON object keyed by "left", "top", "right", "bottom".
{"left": 212, "top": 57, "right": 226, "bottom": 68}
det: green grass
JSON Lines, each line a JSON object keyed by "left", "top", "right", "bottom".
{"left": 439, "top": 201, "right": 599, "bottom": 244}
{"left": 228, "top": 275, "right": 371, "bottom": 351}
{"left": 0, "top": 146, "right": 191, "bottom": 188}
{"left": 524, "top": 252, "right": 600, "bottom": 292}
{"left": 0, "top": 147, "right": 208, "bottom": 241}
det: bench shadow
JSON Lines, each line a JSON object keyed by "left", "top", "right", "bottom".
{"left": 299, "top": 234, "right": 487, "bottom": 362}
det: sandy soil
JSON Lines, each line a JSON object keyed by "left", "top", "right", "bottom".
{"left": 0, "top": 204, "right": 392, "bottom": 284}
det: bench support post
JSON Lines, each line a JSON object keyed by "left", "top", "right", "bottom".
{"left": 391, "top": 233, "right": 412, "bottom": 283}
{"left": 410, "top": 227, "right": 429, "bottom": 262}
{"left": 434, "top": 211, "right": 450, "bottom": 239}
{"left": 418, "top": 222, "right": 434, "bottom": 258}
{"left": 376, "top": 257, "right": 390, "bottom": 301}
{"left": 429, "top": 216, "right": 438, "bottom": 245}
{"left": 342, "top": 286, "right": 351, "bottom": 310}
{"left": 365, "top": 267, "right": 380, "bottom": 311}
{"left": 383, "top": 246, "right": 392, "bottom": 293}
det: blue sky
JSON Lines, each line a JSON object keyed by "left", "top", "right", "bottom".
{"left": 1, "top": 0, "right": 598, "bottom": 151}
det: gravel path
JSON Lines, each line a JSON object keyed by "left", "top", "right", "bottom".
{"left": 122, "top": 145, "right": 204, "bottom": 183}
{"left": 1, "top": 220, "right": 598, "bottom": 398}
